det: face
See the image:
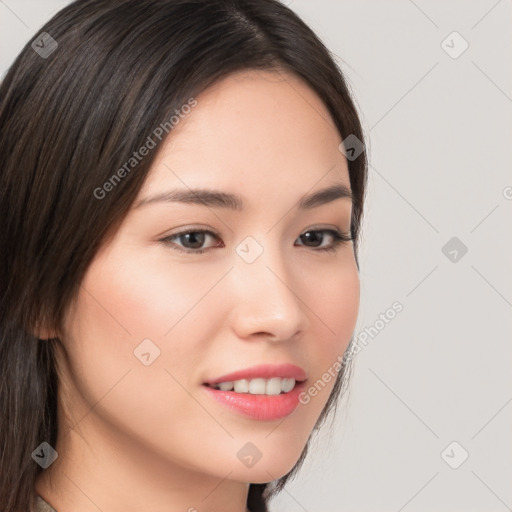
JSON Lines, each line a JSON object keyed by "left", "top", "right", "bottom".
{"left": 54, "top": 69, "right": 359, "bottom": 485}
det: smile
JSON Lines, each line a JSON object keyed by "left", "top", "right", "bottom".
{"left": 205, "top": 377, "right": 297, "bottom": 395}
{"left": 202, "top": 363, "right": 308, "bottom": 420}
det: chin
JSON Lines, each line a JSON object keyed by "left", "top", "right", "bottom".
{"left": 228, "top": 454, "right": 303, "bottom": 484}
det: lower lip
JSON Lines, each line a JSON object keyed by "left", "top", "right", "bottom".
{"left": 202, "top": 381, "right": 306, "bottom": 421}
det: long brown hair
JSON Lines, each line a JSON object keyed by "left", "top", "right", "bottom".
{"left": 0, "top": 1, "right": 368, "bottom": 510}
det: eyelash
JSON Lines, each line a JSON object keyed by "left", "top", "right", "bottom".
{"left": 159, "top": 227, "right": 352, "bottom": 255}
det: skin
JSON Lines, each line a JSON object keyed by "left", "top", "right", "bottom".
{"left": 35, "top": 69, "right": 360, "bottom": 512}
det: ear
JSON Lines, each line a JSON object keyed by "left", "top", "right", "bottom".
{"left": 36, "top": 328, "right": 58, "bottom": 340}
{"left": 32, "top": 318, "right": 58, "bottom": 340}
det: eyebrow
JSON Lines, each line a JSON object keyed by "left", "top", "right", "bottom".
{"left": 133, "top": 183, "right": 353, "bottom": 211}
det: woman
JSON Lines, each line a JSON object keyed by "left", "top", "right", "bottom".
{"left": 0, "top": 1, "right": 368, "bottom": 511}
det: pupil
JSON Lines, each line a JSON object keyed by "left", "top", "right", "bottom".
{"left": 302, "top": 231, "right": 321, "bottom": 247}
{"left": 183, "top": 232, "right": 205, "bottom": 249}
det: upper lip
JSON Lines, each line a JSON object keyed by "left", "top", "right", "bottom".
{"left": 203, "top": 363, "right": 307, "bottom": 385}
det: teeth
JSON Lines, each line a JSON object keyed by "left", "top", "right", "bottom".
{"left": 218, "top": 381, "right": 234, "bottom": 391}
{"left": 210, "top": 377, "right": 297, "bottom": 395}
{"left": 264, "top": 377, "right": 282, "bottom": 395}
{"left": 249, "top": 378, "right": 266, "bottom": 394}
{"left": 281, "top": 377, "right": 295, "bottom": 393}
{"left": 234, "top": 379, "right": 249, "bottom": 393}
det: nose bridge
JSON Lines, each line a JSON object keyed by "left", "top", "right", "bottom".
{"left": 229, "top": 234, "right": 307, "bottom": 339}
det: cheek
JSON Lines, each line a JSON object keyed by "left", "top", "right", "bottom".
{"left": 323, "top": 265, "right": 359, "bottom": 340}
{"left": 59, "top": 257, "right": 223, "bottom": 466}
{"left": 306, "top": 256, "right": 360, "bottom": 351}
{"left": 295, "top": 258, "right": 359, "bottom": 411}
{"left": 60, "top": 250, "right": 226, "bottom": 416}
{"left": 75, "top": 249, "right": 224, "bottom": 343}
{"left": 325, "top": 264, "right": 359, "bottom": 379}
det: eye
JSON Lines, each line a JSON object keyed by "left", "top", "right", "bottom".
{"left": 160, "top": 229, "right": 223, "bottom": 254}
{"left": 295, "top": 229, "right": 352, "bottom": 253}
{"left": 159, "top": 227, "right": 352, "bottom": 254}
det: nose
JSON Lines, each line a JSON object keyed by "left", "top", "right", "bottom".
{"left": 228, "top": 239, "right": 310, "bottom": 342}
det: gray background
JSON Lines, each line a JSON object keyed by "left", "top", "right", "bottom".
{"left": 1, "top": 1, "right": 510, "bottom": 511}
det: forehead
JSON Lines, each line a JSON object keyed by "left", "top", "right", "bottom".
{"left": 138, "top": 69, "right": 350, "bottom": 207}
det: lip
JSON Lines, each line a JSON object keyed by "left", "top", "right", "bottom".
{"left": 203, "top": 363, "right": 307, "bottom": 386}
{"left": 202, "top": 380, "right": 307, "bottom": 421}
{"left": 202, "top": 363, "right": 307, "bottom": 421}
